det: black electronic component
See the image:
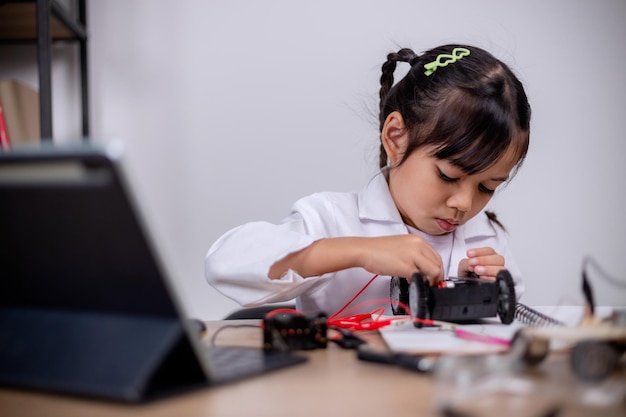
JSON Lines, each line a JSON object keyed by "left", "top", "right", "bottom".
{"left": 390, "top": 270, "right": 516, "bottom": 326}
{"left": 263, "top": 311, "right": 328, "bottom": 351}
{"left": 357, "top": 344, "right": 436, "bottom": 373}
{"left": 332, "top": 328, "right": 366, "bottom": 349}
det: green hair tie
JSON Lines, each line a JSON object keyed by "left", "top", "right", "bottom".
{"left": 423, "top": 47, "right": 471, "bottom": 76}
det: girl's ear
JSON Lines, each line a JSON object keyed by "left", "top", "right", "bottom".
{"left": 381, "top": 111, "right": 409, "bottom": 166}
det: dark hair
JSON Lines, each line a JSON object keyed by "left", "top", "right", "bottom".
{"left": 378, "top": 45, "right": 531, "bottom": 176}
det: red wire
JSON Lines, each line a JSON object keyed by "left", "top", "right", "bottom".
{"left": 263, "top": 275, "right": 424, "bottom": 332}
{"left": 329, "top": 274, "right": 379, "bottom": 321}
{"left": 327, "top": 274, "right": 417, "bottom": 331}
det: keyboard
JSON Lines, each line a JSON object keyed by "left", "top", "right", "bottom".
{"left": 204, "top": 346, "right": 307, "bottom": 384}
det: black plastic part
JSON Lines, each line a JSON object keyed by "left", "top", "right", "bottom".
{"left": 0, "top": 308, "right": 207, "bottom": 403}
{"left": 415, "top": 275, "right": 501, "bottom": 325}
{"left": 356, "top": 345, "right": 436, "bottom": 373}
{"left": 332, "top": 329, "right": 366, "bottom": 349}
{"left": 263, "top": 312, "right": 327, "bottom": 351}
{"left": 390, "top": 276, "right": 409, "bottom": 315}
{"left": 395, "top": 269, "right": 517, "bottom": 326}
{"left": 393, "top": 354, "right": 436, "bottom": 373}
{"left": 356, "top": 344, "right": 396, "bottom": 364}
{"left": 409, "top": 273, "right": 429, "bottom": 326}
{"left": 496, "top": 269, "right": 516, "bottom": 324}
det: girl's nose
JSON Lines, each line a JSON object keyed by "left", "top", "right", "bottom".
{"left": 447, "top": 188, "right": 473, "bottom": 213}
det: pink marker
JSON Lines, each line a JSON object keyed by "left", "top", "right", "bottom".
{"left": 453, "top": 328, "right": 511, "bottom": 347}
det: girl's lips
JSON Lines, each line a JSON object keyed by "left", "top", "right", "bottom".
{"left": 436, "top": 218, "right": 459, "bottom": 233}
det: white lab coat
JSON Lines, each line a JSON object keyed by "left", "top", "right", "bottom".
{"left": 205, "top": 172, "right": 524, "bottom": 316}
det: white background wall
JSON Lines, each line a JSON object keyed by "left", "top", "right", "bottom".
{"left": 1, "top": 0, "right": 625, "bottom": 319}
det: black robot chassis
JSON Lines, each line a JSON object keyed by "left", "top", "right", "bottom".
{"left": 390, "top": 269, "right": 516, "bottom": 326}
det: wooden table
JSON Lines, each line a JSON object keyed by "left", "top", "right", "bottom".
{"left": 1, "top": 320, "right": 624, "bottom": 417}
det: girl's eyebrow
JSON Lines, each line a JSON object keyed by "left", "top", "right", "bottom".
{"left": 491, "top": 176, "right": 509, "bottom": 182}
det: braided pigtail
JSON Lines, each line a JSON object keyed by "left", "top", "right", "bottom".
{"left": 378, "top": 48, "right": 419, "bottom": 168}
{"left": 485, "top": 211, "right": 506, "bottom": 232}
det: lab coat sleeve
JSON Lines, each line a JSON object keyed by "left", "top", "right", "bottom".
{"left": 205, "top": 211, "right": 330, "bottom": 307}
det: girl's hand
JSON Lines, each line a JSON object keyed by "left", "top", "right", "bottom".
{"left": 457, "top": 247, "right": 504, "bottom": 281}
{"left": 270, "top": 235, "right": 443, "bottom": 286}
{"left": 359, "top": 235, "right": 444, "bottom": 286}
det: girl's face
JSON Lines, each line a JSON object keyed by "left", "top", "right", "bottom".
{"left": 387, "top": 145, "right": 517, "bottom": 235}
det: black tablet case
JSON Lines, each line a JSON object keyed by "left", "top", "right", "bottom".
{"left": 0, "top": 147, "right": 207, "bottom": 402}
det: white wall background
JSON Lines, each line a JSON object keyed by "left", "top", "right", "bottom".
{"left": 1, "top": 0, "right": 625, "bottom": 319}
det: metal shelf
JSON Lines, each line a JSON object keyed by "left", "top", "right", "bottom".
{"left": 0, "top": 0, "right": 89, "bottom": 141}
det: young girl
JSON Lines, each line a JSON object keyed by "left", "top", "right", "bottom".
{"left": 205, "top": 44, "right": 531, "bottom": 317}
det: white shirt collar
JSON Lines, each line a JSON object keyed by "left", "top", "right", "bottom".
{"left": 357, "top": 171, "right": 404, "bottom": 224}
